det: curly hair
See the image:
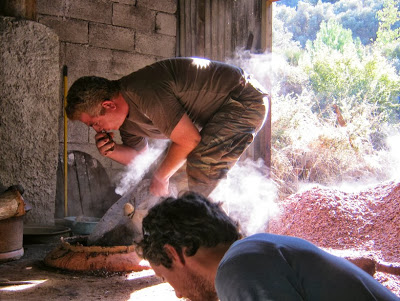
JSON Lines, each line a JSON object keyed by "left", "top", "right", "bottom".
{"left": 66, "top": 76, "right": 120, "bottom": 120}
{"left": 136, "top": 192, "right": 242, "bottom": 268}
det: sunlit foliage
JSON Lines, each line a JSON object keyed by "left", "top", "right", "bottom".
{"left": 267, "top": 0, "right": 400, "bottom": 197}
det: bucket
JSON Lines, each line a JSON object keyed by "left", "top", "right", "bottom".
{"left": 0, "top": 216, "right": 24, "bottom": 262}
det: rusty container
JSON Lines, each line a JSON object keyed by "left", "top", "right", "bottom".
{"left": 0, "top": 216, "right": 24, "bottom": 261}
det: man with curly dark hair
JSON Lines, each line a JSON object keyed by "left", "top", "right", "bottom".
{"left": 137, "top": 192, "right": 399, "bottom": 301}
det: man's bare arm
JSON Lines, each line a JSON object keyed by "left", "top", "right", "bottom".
{"left": 95, "top": 131, "right": 148, "bottom": 165}
{"left": 150, "top": 113, "right": 201, "bottom": 196}
{"left": 107, "top": 143, "right": 148, "bottom": 165}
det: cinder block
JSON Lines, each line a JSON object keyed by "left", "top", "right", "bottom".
{"left": 64, "top": 0, "right": 112, "bottom": 24}
{"left": 111, "top": 51, "right": 156, "bottom": 76}
{"left": 112, "top": 3, "right": 155, "bottom": 33}
{"left": 156, "top": 12, "right": 176, "bottom": 36}
{"left": 37, "top": 0, "right": 64, "bottom": 16}
{"left": 113, "top": 0, "right": 136, "bottom": 4}
{"left": 136, "top": 32, "right": 176, "bottom": 57}
{"left": 38, "top": 16, "right": 88, "bottom": 44}
{"left": 65, "top": 43, "right": 114, "bottom": 77}
{"left": 67, "top": 120, "right": 90, "bottom": 143}
{"left": 138, "top": 0, "right": 177, "bottom": 14}
{"left": 89, "top": 23, "right": 135, "bottom": 52}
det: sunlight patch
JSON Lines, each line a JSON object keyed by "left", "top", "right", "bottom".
{"left": 126, "top": 269, "right": 155, "bottom": 280}
{"left": 128, "top": 282, "right": 183, "bottom": 300}
{"left": 191, "top": 57, "right": 211, "bottom": 69}
{"left": 0, "top": 279, "right": 47, "bottom": 292}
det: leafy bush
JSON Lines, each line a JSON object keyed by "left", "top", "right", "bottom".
{"left": 263, "top": 0, "right": 400, "bottom": 198}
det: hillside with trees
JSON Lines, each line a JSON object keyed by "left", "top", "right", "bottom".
{"left": 253, "top": 0, "right": 400, "bottom": 197}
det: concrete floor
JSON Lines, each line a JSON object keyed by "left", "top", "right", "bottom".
{"left": 0, "top": 242, "right": 181, "bottom": 301}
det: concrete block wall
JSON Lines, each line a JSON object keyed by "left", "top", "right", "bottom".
{"left": 36, "top": 0, "right": 177, "bottom": 183}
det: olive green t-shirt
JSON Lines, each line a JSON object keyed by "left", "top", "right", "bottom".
{"left": 118, "top": 57, "right": 246, "bottom": 150}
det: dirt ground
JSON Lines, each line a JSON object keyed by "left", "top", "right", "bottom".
{"left": 0, "top": 180, "right": 399, "bottom": 300}
{"left": 0, "top": 242, "right": 182, "bottom": 301}
{"left": 269, "top": 180, "right": 400, "bottom": 298}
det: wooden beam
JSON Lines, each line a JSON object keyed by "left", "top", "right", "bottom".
{"left": 261, "top": 0, "right": 273, "bottom": 53}
{"left": 0, "top": 0, "right": 36, "bottom": 20}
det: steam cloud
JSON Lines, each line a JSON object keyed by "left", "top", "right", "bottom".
{"left": 210, "top": 158, "right": 279, "bottom": 236}
{"left": 387, "top": 134, "right": 400, "bottom": 181}
{"left": 115, "top": 140, "right": 169, "bottom": 196}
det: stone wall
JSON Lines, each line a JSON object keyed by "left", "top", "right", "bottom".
{"left": 36, "top": 0, "right": 177, "bottom": 182}
{"left": 0, "top": 16, "right": 60, "bottom": 224}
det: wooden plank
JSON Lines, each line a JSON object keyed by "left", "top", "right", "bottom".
{"left": 55, "top": 154, "right": 65, "bottom": 218}
{"left": 196, "top": 0, "right": 205, "bottom": 57}
{"left": 74, "top": 152, "right": 92, "bottom": 215}
{"left": 67, "top": 153, "right": 83, "bottom": 217}
{"left": 185, "top": 0, "right": 192, "bottom": 55}
{"left": 179, "top": 0, "right": 186, "bottom": 56}
{"left": 204, "top": 0, "right": 211, "bottom": 58}
{"left": 190, "top": 0, "right": 196, "bottom": 55}
{"left": 55, "top": 151, "right": 120, "bottom": 218}
{"left": 217, "top": 0, "right": 225, "bottom": 61}
{"left": 261, "top": 0, "right": 273, "bottom": 52}
{"left": 84, "top": 153, "right": 119, "bottom": 215}
{"left": 224, "top": 0, "right": 232, "bottom": 58}
{"left": 210, "top": 0, "right": 218, "bottom": 59}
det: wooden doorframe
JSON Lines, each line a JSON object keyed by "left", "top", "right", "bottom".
{"left": 177, "top": 0, "right": 275, "bottom": 170}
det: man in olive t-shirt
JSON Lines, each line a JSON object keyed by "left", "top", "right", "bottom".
{"left": 66, "top": 57, "right": 268, "bottom": 196}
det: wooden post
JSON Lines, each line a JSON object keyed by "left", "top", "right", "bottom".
{"left": 259, "top": 0, "right": 274, "bottom": 171}
{"left": 0, "top": 0, "right": 37, "bottom": 21}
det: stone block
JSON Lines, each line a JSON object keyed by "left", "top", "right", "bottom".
{"left": 89, "top": 23, "right": 134, "bottom": 52}
{"left": 37, "top": 16, "right": 88, "bottom": 44}
{"left": 111, "top": 51, "right": 156, "bottom": 76}
{"left": 113, "top": 0, "right": 136, "bottom": 4}
{"left": 138, "top": 0, "right": 177, "bottom": 14}
{"left": 0, "top": 17, "right": 59, "bottom": 224}
{"left": 64, "top": 0, "right": 112, "bottom": 24}
{"left": 156, "top": 12, "right": 176, "bottom": 36}
{"left": 136, "top": 32, "right": 176, "bottom": 57}
{"left": 36, "top": 0, "right": 64, "bottom": 16}
{"left": 112, "top": 3, "right": 155, "bottom": 33}
{"left": 68, "top": 120, "right": 89, "bottom": 143}
{"left": 65, "top": 43, "right": 114, "bottom": 77}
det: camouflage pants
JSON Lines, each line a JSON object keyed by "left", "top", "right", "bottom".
{"left": 187, "top": 76, "right": 269, "bottom": 196}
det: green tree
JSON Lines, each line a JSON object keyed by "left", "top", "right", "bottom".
{"left": 302, "top": 19, "right": 400, "bottom": 123}
{"left": 375, "top": 0, "right": 400, "bottom": 45}
{"left": 374, "top": 0, "right": 400, "bottom": 70}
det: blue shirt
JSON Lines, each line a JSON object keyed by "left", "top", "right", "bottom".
{"left": 215, "top": 233, "right": 399, "bottom": 301}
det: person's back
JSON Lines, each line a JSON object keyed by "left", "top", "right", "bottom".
{"left": 118, "top": 57, "right": 247, "bottom": 130}
{"left": 216, "top": 233, "right": 399, "bottom": 301}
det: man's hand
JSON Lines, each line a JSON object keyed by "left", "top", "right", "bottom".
{"left": 95, "top": 131, "right": 116, "bottom": 156}
{"left": 150, "top": 175, "right": 170, "bottom": 196}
